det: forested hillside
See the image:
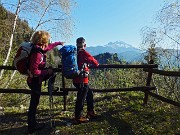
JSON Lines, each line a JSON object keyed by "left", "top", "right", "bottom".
{"left": 0, "top": 5, "right": 33, "bottom": 65}
{"left": 94, "top": 52, "right": 122, "bottom": 64}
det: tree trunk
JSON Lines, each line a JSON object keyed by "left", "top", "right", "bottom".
{"left": 0, "top": 0, "right": 21, "bottom": 115}
{"left": 0, "top": 0, "right": 21, "bottom": 79}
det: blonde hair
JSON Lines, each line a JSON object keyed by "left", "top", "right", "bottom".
{"left": 31, "top": 30, "right": 50, "bottom": 45}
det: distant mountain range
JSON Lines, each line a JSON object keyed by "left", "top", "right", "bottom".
{"left": 85, "top": 41, "right": 145, "bottom": 62}
{"left": 60, "top": 41, "right": 179, "bottom": 64}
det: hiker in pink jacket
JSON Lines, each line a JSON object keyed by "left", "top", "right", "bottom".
{"left": 27, "top": 30, "right": 64, "bottom": 133}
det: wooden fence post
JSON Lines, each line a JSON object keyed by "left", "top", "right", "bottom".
{"left": 62, "top": 73, "right": 67, "bottom": 111}
{"left": 143, "top": 59, "right": 154, "bottom": 106}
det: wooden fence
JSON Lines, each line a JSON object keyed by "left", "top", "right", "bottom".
{"left": 0, "top": 64, "right": 179, "bottom": 110}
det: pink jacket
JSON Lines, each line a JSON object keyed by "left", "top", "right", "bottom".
{"left": 27, "top": 42, "right": 62, "bottom": 83}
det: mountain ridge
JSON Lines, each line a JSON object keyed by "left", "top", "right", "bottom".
{"left": 85, "top": 41, "right": 145, "bottom": 62}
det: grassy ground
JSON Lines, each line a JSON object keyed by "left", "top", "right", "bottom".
{"left": 0, "top": 91, "right": 179, "bottom": 135}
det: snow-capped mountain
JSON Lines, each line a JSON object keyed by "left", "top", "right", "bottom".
{"left": 85, "top": 41, "right": 145, "bottom": 62}
{"left": 104, "top": 41, "right": 133, "bottom": 49}
{"left": 58, "top": 41, "right": 145, "bottom": 62}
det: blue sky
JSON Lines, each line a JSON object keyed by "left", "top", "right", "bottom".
{"left": 66, "top": 0, "right": 166, "bottom": 48}
{"left": 2, "top": 0, "right": 166, "bottom": 48}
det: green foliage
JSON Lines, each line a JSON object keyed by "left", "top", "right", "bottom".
{"left": 0, "top": 5, "right": 8, "bottom": 19}
{"left": 1, "top": 93, "right": 30, "bottom": 107}
{"left": 144, "top": 47, "right": 158, "bottom": 64}
{"left": 153, "top": 74, "right": 180, "bottom": 102}
{"left": 94, "top": 52, "right": 122, "bottom": 64}
{"left": 0, "top": 4, "right": 33, "bottom": 66}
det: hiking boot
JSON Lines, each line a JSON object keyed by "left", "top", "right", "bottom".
{"left": 86, "top": 111, "right": 97, "bottom": 119}
{"left": 74, "top": 116, "right": 89, "bottom": 124}
{"left": 28, "top": 123, "right": 45, "bottom": 134}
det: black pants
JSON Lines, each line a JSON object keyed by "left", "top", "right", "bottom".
{"left": 73, "top": 83, "right": 94, "bottom": 118}
{"left": 27, "top": 77, "right": 42, "bottom": 129}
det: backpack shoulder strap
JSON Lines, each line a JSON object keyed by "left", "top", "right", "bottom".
{"left": 31, "top": 44, "right": 44, "bottom": 54}
{"left": 27, "top": 45, "right": 44, "bottom": 67}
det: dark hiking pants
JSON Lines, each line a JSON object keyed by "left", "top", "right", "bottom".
{"left": 27, "top": 77, "right": 42, "bottom": 129}
{"left": 73, "top": 83, "right": 94, "bottom": 118}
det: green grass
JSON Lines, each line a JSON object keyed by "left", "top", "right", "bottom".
{"left": 0, "top": 91, "right": 179, "bottom": 135}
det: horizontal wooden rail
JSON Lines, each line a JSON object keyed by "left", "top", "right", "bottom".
{"left": 0, "top": 66, "right": 16, "bottom": 70}
{"left": 0, "top": 64, "right": 158, "bottom": 71}
{"left": 143, "top": 69, "right": 180, "bottom": 77}
{"left": 0, "top": 86, "right": 156, "bottom": 94}
{"left": 58, "top": 64, "right": 158, "bottom": 69}
{"left": 0, "top": 88, "right": 67, "bottom": 96}
{"left": 90, "top": 64, "right": 158, "bottom": 69}
{"left": 141, "top": 90, "right": 180, "bottom": 107}
{"left": 1, "top": 87, "right": 179, "bottom": 107}
{"left": 0, "top": 66, "right": 62, "bottom": 72}
{"left": 61, "top": 86, "right": 156, "bottom": 92}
